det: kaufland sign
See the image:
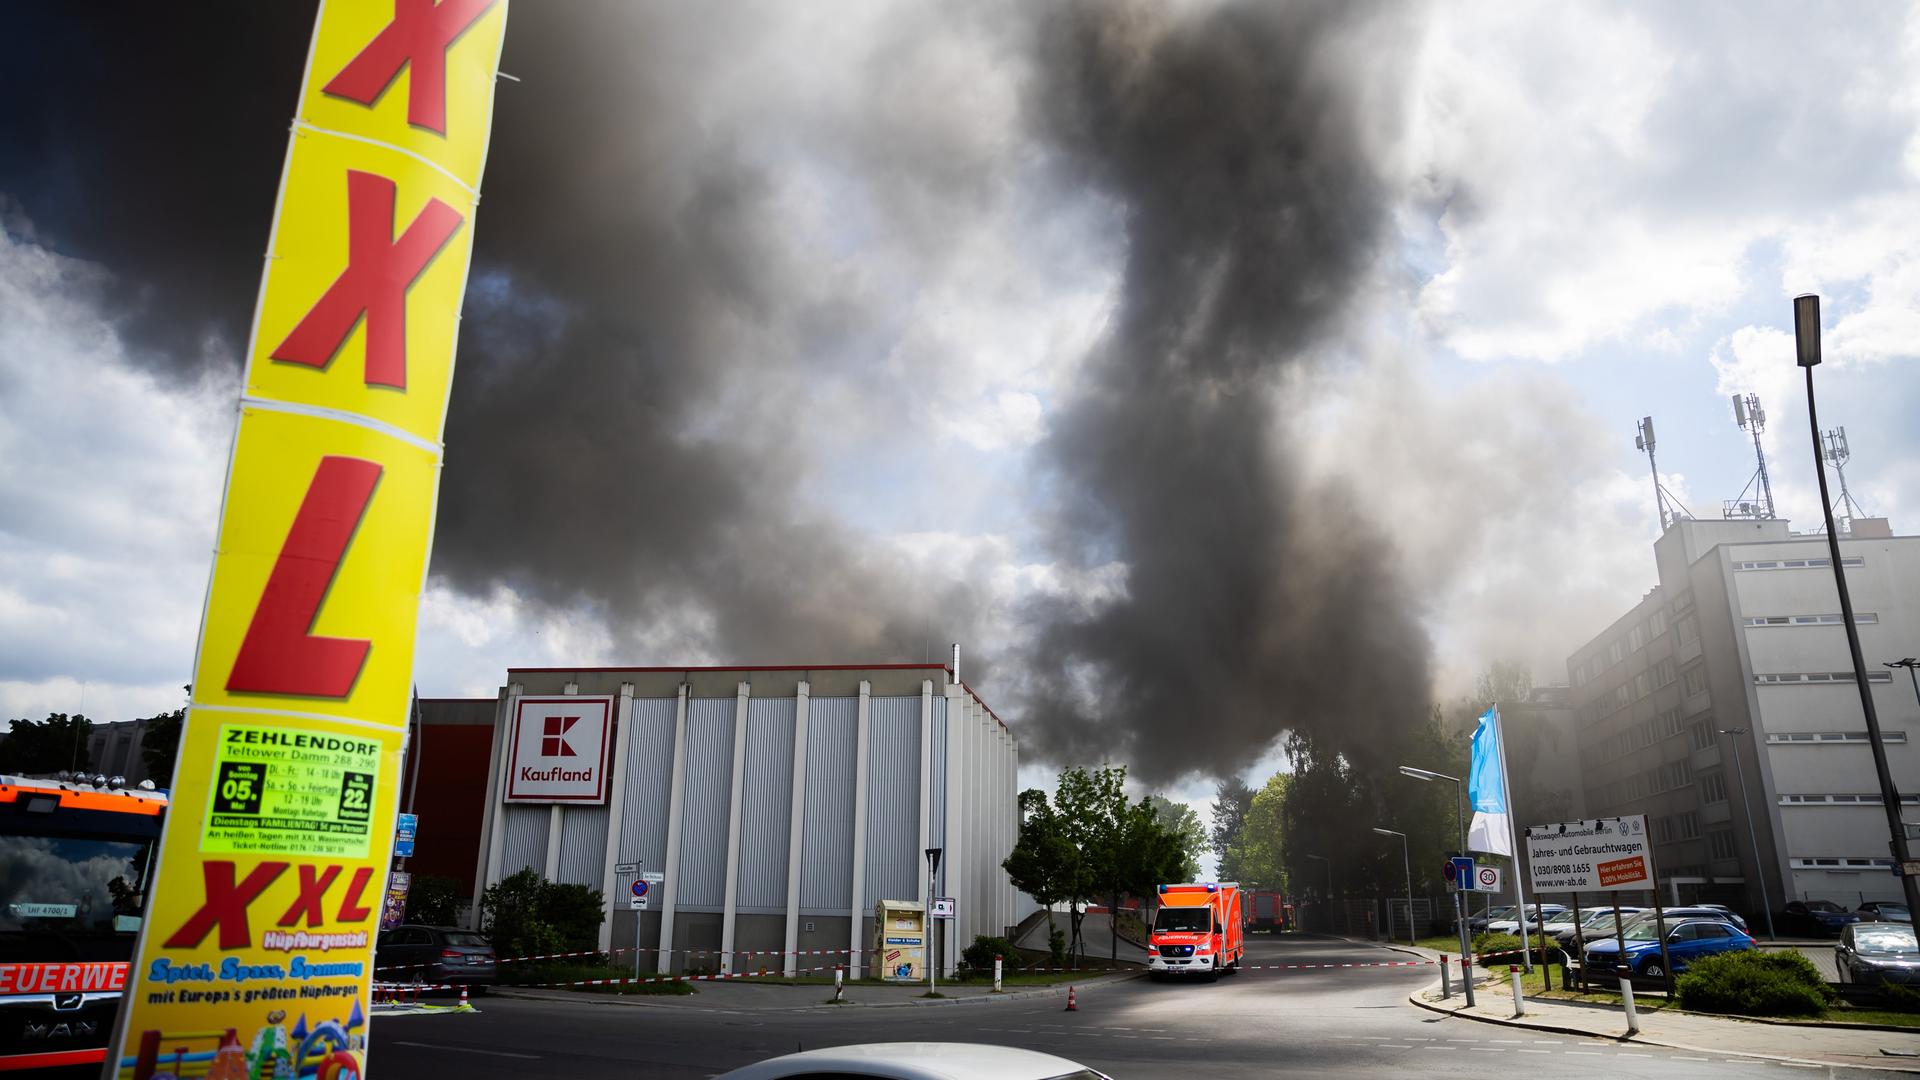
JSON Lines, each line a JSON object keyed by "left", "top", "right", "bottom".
{"left": 505, "top": 696, "right": 614, "bottom": 803}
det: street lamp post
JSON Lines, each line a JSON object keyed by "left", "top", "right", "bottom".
{"left": 925, "top": 847, "right": 942, "bottom": 995}
{"left": 1399, "top": 764, "right": 1476, "bottom": 1007}
{"left": 1795, "top": 294, "right": 1920, "bottom": 918}
{"left": 1717, "top": 728, "right": 1776, "bottom": 940}
{"left": 1373, "top": 828, "right": 1414, "bottom": 946}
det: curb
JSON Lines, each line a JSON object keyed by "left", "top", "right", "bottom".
{"left": 494, "top": 972, "right": 1142, "bottom": 1012}
{"left": 1404, "top": 980, "right": 1920, "bottom": 1074}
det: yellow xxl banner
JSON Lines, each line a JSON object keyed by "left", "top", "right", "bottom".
{"left": 108, "top": 4, "right": 508, "bottom": 1078}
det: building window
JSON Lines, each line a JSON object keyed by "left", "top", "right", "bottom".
{"left": 1609, "top": 640, "right": 1625, "bottom": 664}
{"left": 1755, "top": 671, "right": 1894, "bottom": 685}
{"left": 1652, "top": 659, "right": 1676, "bottom": 688}
{"left": 1630, "top": 625, "right": 1646, "bottom": 652}
{"left": 1689, "top": 721, "right": 1715, "bottom": 750}
{"left": 1791, "top": 857, "right": 1895, "bottom": 870}
{"left": 1574, "top": 665, "right": 1587, "bottom": 687}
{"left": 1767, "top": 730, "right": 1909, "bottom": 745}
{"left": 1676, "top": 811, "right": 1700, "bottom": 839}
{"left": 1700, "top": 771, "right": 1728, "bottom": 804}
{"left": 1677, "top": 615, "right": 1699, "bottom": 645}
{"left": 1659, "top": 708, "right": 1683, "bottom": 739}
{"left": 1709, "top": 830, "right": 1737, "bottom": 860}
{"left": 1591, "top": 656, "right": 1604, "bottom": 680}
{"left": 1734, "top": 556, "right": 1866, "bottom": 572}
{"left": 1634, "top": 672, "right": 1652, "bottom": 699}
{"left": 1683, "top": 665, "right": 1709, "bottom": 696}
{"left": 1649, "top": 610, "right": 1668, "bottom": 639}
{"left": 1744, "top": 613, "right": 1878, "bottom": 627}
{"left": 1780, "top": 793, "right": 1920, "bottom": 806}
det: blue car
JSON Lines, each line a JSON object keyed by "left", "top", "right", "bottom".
{"left": 1781, "top": 899, "right": 1863, "bottom": 938}
{"left": 1580, "top": 917, "right": 1754, "bottom": 982}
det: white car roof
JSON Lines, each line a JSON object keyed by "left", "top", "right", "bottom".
{"left": 715, "top": 1042, "right": 1099, "bottom": 1080}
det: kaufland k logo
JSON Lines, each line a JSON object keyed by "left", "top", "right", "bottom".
{"left": 541, "top": 715, "right": 580, "bottom": 757}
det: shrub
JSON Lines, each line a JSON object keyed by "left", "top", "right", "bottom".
{"left": 1472, "top": 931, "right": 1563, "bottom": 968}
{"left": 1674, "top": 950, "right": 1836, "bottom": 1017}
{"left": 962, "top": 935, "right": 1016, "bottom": 972}
{"left": 1876, "top": 980, "right": 1920, "bottom": 1014}
{"left": 1049, "top": 927, "right": 1068, "bottom": 969}
{"left": 480, "top": 868, "right": 607, "bottom": 960}
{"left": 403, "top": 874, "right": 463, "bottom": 926}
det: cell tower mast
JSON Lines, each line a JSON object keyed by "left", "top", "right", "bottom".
{"left": 1821, "top": 426, "right": 1867, "bottom": 535}
{"left": 1725, "top": 393, "right": 1777, "bottom": 520}
{"left": 1635, "top": 416, "right": 1671, "bottom": 530}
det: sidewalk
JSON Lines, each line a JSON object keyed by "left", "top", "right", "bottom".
{"left": 1408, "top": 967, "right": 1920, "bottom": 1073}
{"left": 496, "top": 970, "right": 1138, "bottom": 1012}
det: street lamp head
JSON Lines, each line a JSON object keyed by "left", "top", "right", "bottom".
{"left": 1885, "top": 658, "right": 1920, "bottom": 669}
{"left": 1793, "top": 294, "right": 1822, "bottom": 367}
{"left": 1718, "top": 727, "right": 1747, "bottom": 736}
{"left": 1371, "top": 827, "right": 1403, "bottom": 838}
{"left": 1398, "top": 766, "right": 1434, "bottom": 782}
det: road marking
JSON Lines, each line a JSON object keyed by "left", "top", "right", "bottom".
{"left": 1674, "top": 1055, "right": 1709, "bottom": 1061}
{"left": 1515, "top": 1049, "right": 1550, "bottom": 1055}
{"left": 1470, "top": 1047, "right": 1506, "bottom": 1053}
{"left": 1531, "top": 1040, "right": 1562, "bottom": 1044}
{"left": 1489, "top": 1039, "right": 1523, "bottom": 1044}
{"left": 391, "top": 1042, "right": 538, "bottom": 1060}
{"left": 1618, "top": 1052, "right": 1651, "bottom": 1058}
{"left": 1446, "top": 1038, "right": 1478, "bottom": 1043}
{"left": 1565, "top": 1051, "right": 1602, "bottom": 1056}
{"left": 1378, "top": 1044, "right": 1412, "bottom": 1049}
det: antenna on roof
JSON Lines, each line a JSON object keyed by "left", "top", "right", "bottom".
{"left": 1723, "top": 393, "right": 1777, "bottom": 520}
{"left": 1820, "top": 426, "right": 1869, "bottom": 536}
{"left": 1635, "top": 416, "right": 1692, "bottom": 531}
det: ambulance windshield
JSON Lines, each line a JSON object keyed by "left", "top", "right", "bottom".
{"left": 1154, "top": 906, "right": 1212, "bottom": 933}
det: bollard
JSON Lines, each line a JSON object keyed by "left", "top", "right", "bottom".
{"left": 834, "top": 964, "right": 844, "bottom": 1003}
{"left": 1618, "top": 967, "right": 1639, "bottom": 1036}
{"left": 1440, "top": 954, "right": 1452, "bottom": 999}
{"left": 993, "top": 955, "right": 1003, "bottom": 994}
{"left": 1509, "top": 966, "right": 1524, "bottom": 1018}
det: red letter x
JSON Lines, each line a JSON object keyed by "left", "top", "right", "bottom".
{"left": 276, "top": 865, "right": 343, "bottom": 928}
{"left": 165, "top": 861, "right": 289, "bottom": 949}
{"left": 271, "top": 170, "right": 463, "bottom": 390}
{"left": 227, "top": 456, "right": 383, "bottom": 699}
{"left": 323, "top": 0, "right": 497, "bottom": 135}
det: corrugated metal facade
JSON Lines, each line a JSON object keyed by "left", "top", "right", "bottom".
{"left": 928, "top": 695, "right": 948, "bottom": 897}
{"left": 736, "top": 696, "right": 796, "bottom": 912}
{"left": 863, "top": 696, "right": 921, "bottom": 907}
{"left": 798, "top": 696, "right": 856, "bottom": 914}
{"left": 618, "top": 697, "right": 677, "bottom": 871}
{"left": 675, "top": 697, "right": 735, "bottom": 910}
{"left": 478, "top": 671, "right": 1017, "bottom": 975}
{"left": 556, "top": 805, "right": 608, "bottom": 885}
{"left": 499, "top": 804, "right": 548, "bottom": 877}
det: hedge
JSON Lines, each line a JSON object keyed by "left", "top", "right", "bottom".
{"left": 1673, "top": 949, "right": 1836, "bottom": 1017}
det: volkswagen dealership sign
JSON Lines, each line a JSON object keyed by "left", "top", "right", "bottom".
{"left": 1525, "top": 816, "right": 1654, "bottom": 892}
{"left": 505, "top": 696, "right": 615, "bottom": 803}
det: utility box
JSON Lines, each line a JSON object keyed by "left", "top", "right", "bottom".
{"left": 873, "top": 900, "right": 927, "bottom": 982}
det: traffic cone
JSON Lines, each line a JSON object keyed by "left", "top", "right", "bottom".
{"left": 458, "top": 985, "right": 469, "bottom": 1008}
{"left": 1064, "top": 986, "right": 1077, "bottom": 1012}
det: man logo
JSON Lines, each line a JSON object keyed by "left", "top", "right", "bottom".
{"left": 53, "top": 993, "right": 83, "bottom": 1011}
{"left": 541, "top": 715, "right": 580, "bottom": 757}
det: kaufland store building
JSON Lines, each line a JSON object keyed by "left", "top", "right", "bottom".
{"left": 434, "top": 663, "right": 1023, "bottom": 976}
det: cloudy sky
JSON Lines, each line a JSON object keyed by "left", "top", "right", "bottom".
{"left": 3, "top": 2, "right": 1917, "bottom": 808}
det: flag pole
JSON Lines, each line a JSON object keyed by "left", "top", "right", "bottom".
{"left": 1492, "top": 703, "right": 1534, "bottom": 974}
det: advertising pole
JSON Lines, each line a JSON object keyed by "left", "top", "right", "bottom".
{"left": 104, "top": 5, "right": 510, "bottom": 1077}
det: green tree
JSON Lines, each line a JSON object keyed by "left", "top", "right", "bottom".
{"left": 0, "top": 713, "right": 93, "bottom": 775}
{"left": 1226, "top": 773, "right": 1289, "bottom": 890}
{"left": 140, "top": 704, "right": 187, "bottom": 784}
{"left": 1208, "top": 777, "right": 1255, "bottom": 880}
{"left": 404, "top": 874, "right": 465, "bottom": 925}
{"left": 1003, "top": 788, "right": 1077, "bottom": 941}
{"left": 1146, "top": 795, "right": 1205, "bottom": 881}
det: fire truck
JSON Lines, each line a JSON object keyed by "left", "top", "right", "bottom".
{"left": 0, "top": 773, "right": 167, "bottom": 1073}
{"left": 1147, "top": 882, "right": 1243, "bottom": 979}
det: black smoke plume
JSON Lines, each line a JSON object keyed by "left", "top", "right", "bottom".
{"left": 1013, "top": 1, "right": 1432, "bottom": 781}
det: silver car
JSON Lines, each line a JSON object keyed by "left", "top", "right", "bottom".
{"left": 1837, "top": 922, "right": 1920, "bottom": 986}
{"left": 716, "top": 1043, "right": 1111, "bottom": 1080}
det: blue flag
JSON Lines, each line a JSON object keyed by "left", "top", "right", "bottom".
{"left": 1467, "top": 706, "right": 1513, "bottom": 856}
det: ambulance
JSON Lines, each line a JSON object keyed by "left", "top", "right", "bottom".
{"left": 1147, "top": 882, "right": 1243, "bottom": 979}
{"left": 0, "top": 773, "right": 167, "bottom": 1072}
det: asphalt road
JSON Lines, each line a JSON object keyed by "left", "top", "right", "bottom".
{"left": 368, "top": 933, "right": 1906, "bottom": 1078}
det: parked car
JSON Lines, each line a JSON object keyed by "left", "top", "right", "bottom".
{"left": 715, "top": 1043, "right": 1112, "bottom": 1080}
{"left": 1551, "top": 907, "right": 1643, "bottom": 951}
{"left": 1485, "top": 904, "right": 1568, "bottom": 935}
{"left": 1578, "top": 917, "right": 1753, "bottom": 984}
{"left": 1617, "top": 906, "right": 1738, "bottom": 937}
{"left": 374, "top": 923, "right": 497, "bottom": 989}
{"left": 1836, "top": 923, "right": 1920, "bottom": 986}
{"left": 1466, "top": 905, "right": 1517, "bottom": 935}
{"left": 1694, "top": 904, "right": 1750, "bottom": 932}
{"left": 1779, "top": 900, "right": 1862, "bottom": 938}
{"left": 1857, "top": 901, "right": 1914, "bottom": 924}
